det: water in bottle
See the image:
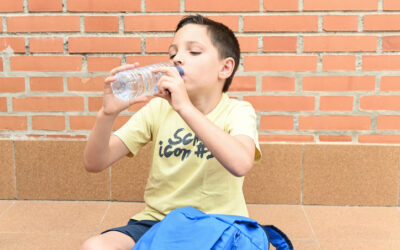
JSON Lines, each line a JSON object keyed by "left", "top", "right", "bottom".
{"left": 111, "top": 62, "right": 184, "bottom": 101}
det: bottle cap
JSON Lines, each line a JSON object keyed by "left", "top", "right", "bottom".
{"left": 175, "top": 65, "right": 184, "bottom": 76}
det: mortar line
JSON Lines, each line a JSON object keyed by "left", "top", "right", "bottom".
{"left": 397, "top": 152, "right": 400, "bottom": 207}
{"left": 301, "top": 206, "right": 322, "bottom": 249}
{"left": 12, "top": 140, "right": 17, "bottom": 199}
{"left": 94, "top": 202, "right": 112, "bottom": 235}
{"left": 300, "top": 144, "right": 304, "bottom": 204}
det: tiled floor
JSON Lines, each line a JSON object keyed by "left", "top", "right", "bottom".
{"left": 0, "top": 200, "right": 399, "bottom": 250}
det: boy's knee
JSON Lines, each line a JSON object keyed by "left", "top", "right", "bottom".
{"left": 80, "top": 236, "right": 109, "bottom": 250}
{"left": 80, "top": 232, "right": 135, "bottom": 250}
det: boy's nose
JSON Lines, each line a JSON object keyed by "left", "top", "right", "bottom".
{"left": 172, "top": 54, "right": 184, "bottom": 65}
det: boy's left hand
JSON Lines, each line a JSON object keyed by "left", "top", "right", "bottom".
{"left": 152, "top": 66, "right": 192, "bottom": 112}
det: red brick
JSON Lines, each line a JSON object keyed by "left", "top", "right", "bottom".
{"left": 32, "top": 116, "right": 65, "bottom": 130}
{"left": 70, "top": 116, "right": 96, "bottom": 130}
{"left": 87, "top": 57, "right": 121, "bottom": 73}
{"left": 259, "top": 134, "right": 314, "bottom": 142}
{"left": 67, "top": 77, "right": 105, "bottom": 91}
{"left": 185, "top": 0, "right": 258, "bottom": 11}
{"left": 0, "top": 77, "right": 25, "bottom": 92}
{"left": 363, "top": 55, "right": 400, "bottom": 70}
{"left": 113, "top": 116, "right": 131, "bottom": 130}
{"left": 299, "top": 116, "right": 370, "bottom": 130}
{"left": 7, "top": 16, "right": 80, "bottom": 33}
{"left": 126, "top": 55, "right": 170, "bottom": 65}
{"left": 244, "top": 16, "right": 318, "bottom": 32}
{"left": 263, "top": 36, "right": 297, "bottom": 52}
{"left": 244, "top": 96, "right": 315, "bottom": 111}
{"left": 28, "top": 0, "right": 62, "bottom": 11}
{"left": 207, "top": 16, "right": 239, "bottom": 32}
{"left": 364, "top": 15, "right": 400, "bottom": 31}
{"left": 0, "top": 58, "right": 3, "bottom": 71}
{"left": 0, "top": 19, "right": 2, "bottom": 33}
{"left": 319, "top": 135, "right": 352, "bottom": 142}
{"left": 0, "top": 38, "right": 25, "bottom": 53}
{"left": 377, "top": 116, "right": 400, "bottom": 130}
{"left": 380, "top": 76, "right": 400, "bottom": 91}
{"left": 304, "top": 0, "right": 378, "bottom": 10}
{"left": 30, "top": 77, "right": 63, "bottom": 92}
{"left": 384, "top": 0, "right": 400, "bottom": 10}
{"left": 0, "top": 98, "right": 6, "bottom": 112}
{"left": 0, "top": 116, "right": 27, "bottom": 131}
{"left": 303, "top": 36, "right": 377, "bottom": 52}
{"left": 88, "top": 97, "right": 103, "bottom": 112}
{"left": 127, "top": 99, "right": 151, "bottom": 112}
{"left": 13, "top": 97, "right": 84, "bottom": 112}
{"left": 29, "top": 37, "right": 64, "bottom": 53}
{"left": 10, "top": 56, "right": 82, "bottom": 72}
{"left": 0, "top": 1, "right": 23, "bottom": 12}
{"left": 322, "top": 55, "right": 356, "bottom": 71}
{"left": 230, "top": 76, "right": 256, "bottom": 92}
{"left": 237, "top": 36, "right": 258, "bottom": 53}
{"left": 264, "top": 0, "right": 298, "bottom": 11}
{"left": 146, "top": 37, "right": 174, "bottom": 53}
{"left": 244, "top": 56, "right": 317, "bottom": 72}
{"left": 262, "top": 76, "right": 295, "bottom": 91}
{"left": 360, "top": 95, "right": 400, "bottom": 111}
{"left": 125, "top": 15, "right": 182, "bottom": 32}
{"left": 302, "top": 76, "right": 375, "bottom": 91}
{"left": 383, "top": 36, "right": 400, "bottom": 51}
{"left": 358, "top": 134, "right": 400, "bottom": 144}
{"left": 69, "top": 37, "right": 141, "bottom": 54}
{"left": 85, "top": 16, "right": 119, "bottom": 33}
{"left": 260, "top": 116, "right": 293, "bottom": 130}
{"left": 323, "top": 15, "right": 358, "bottom": 32}
{"left": 146, "top": 0, "right": 180, "bottom": 11}
{"left": 320, "top": 96, "right": 354, "bottom": 111}
{"left": 68, "top": 0, "right": 140, "bottom": 12}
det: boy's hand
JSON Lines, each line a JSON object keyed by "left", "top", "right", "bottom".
{"left": 102, "top": 63, "right": 148, "bottom": 116}
{"left": 152, "top": 66, "right": 192, "bottom": 112}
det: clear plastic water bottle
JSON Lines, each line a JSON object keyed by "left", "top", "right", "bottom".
{"left": 111, "top": 62, "right": 184, "bottom": 101}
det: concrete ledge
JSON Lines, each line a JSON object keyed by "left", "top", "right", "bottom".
{"left": 1, "top": 139, "right": 399, "bottom": 207}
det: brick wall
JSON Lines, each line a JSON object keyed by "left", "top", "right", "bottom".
{"left": 1, "top": 0, "right": 400, "bottom": 144}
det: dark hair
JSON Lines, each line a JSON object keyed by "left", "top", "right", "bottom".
{"left": 176, "top": 15, "right": 240, "bottom": 92}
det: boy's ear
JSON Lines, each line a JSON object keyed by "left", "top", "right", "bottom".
{"left": 219, "top": 57, "right": 235, "bottom": 80}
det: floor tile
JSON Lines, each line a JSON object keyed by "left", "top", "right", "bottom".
{"left": 247, "top": 204, "right": 315, "bottom": 241}
{"left": 97, "top": 202, "right": 146, "bottom": 233}
{"left": 0, "top": 201, "right": 108, "bottom": 234}
{"left": 292, "top": 240, "right": 321, "bottom": 250}
{"left": 304, "top": 206, "right": 400, "bottom": 241}
{"left": 0, "top": 232, "right": 90, "bottom": 250}
{"left": 319, "top": 240, "right": 400, "bottom": 250}
{"left": 0, "top": 200, "right": 14, "bottom": 216}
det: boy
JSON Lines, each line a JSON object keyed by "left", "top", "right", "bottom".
{"left": 80, "top": 15, "right": 261, "bottom": 250}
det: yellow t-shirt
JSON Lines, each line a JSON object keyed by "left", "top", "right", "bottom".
{"left": 114, "top": 93, "right": 261, "bottom": 221}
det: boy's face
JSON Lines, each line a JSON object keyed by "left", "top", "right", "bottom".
{"left": 169, "top": 24, "right": 224, "bottom": 95}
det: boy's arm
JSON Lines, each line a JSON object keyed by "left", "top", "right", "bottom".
{"left": 83, "top": 64, "right": 147, "bottom": 173}
{"left": 179, "top": 106, "right": 255, "bottom": 177}
{"left": 83, "top": 109, "right": 130, "bottom": 172}
{"left": 153, "top": 67, "right": 256, "bottom": 177}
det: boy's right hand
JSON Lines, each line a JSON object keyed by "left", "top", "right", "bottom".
{"left": 102, "top": 63, "right": 148, "bottom": 116}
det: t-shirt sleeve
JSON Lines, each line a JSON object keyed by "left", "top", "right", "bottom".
{"left": 113, "top": 100, "right": 156, "bottom": 157}
{"left": 226, "top": 101, "right": 261, "bottom": 161}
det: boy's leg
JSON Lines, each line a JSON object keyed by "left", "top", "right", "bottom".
{"left": 80, "top": 231, "right": 135, "bottom": 250}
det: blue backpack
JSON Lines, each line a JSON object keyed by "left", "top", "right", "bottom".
{"left": 133, "top": 206, "right": 293, "bottom": 250}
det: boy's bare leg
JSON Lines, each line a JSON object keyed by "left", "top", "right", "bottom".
{"left": 80, "top": 231, "right": 135, "bottom": 250}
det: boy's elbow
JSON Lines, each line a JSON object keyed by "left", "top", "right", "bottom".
{"left": 83, "top": 159, "right": 104, "bottom": 173}
{"left": 232, "top": 158, "right": 254, "bottom": 177}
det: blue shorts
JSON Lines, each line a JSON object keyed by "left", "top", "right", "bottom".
{"left": 102, "top": 219, "right": 159, "bottom": 243}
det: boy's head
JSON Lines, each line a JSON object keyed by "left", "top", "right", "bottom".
{"left": 175, "top": 15, "right": 240, "bottom": 92}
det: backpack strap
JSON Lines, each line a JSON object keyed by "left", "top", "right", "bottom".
{"left": 261, "top": 225, "right": 294, "bottom": 250}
